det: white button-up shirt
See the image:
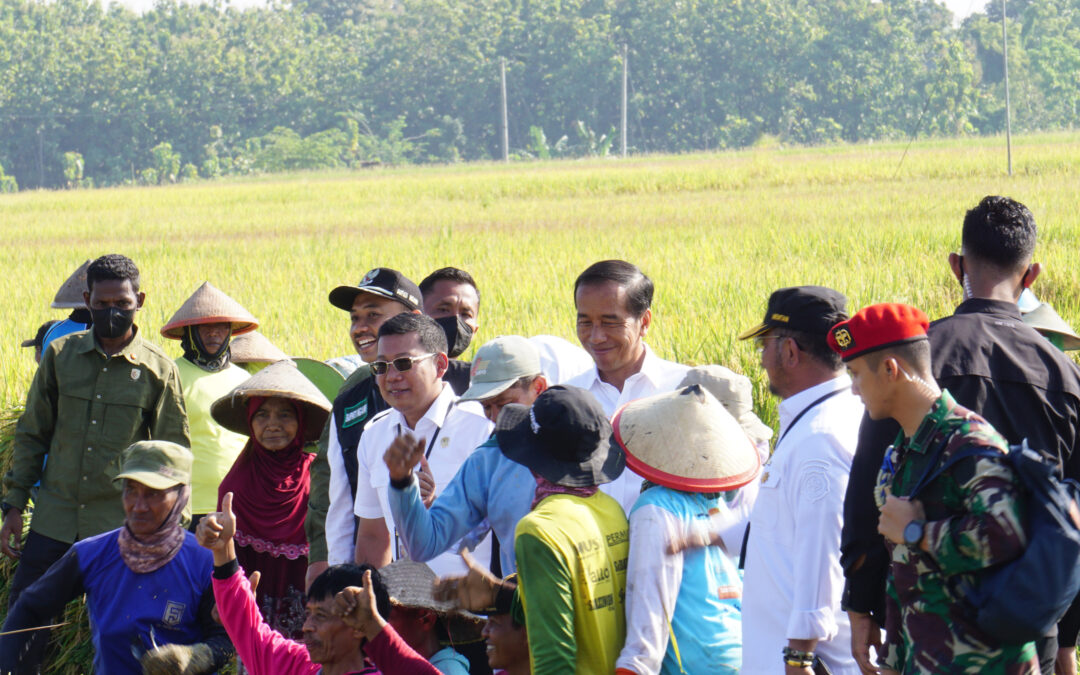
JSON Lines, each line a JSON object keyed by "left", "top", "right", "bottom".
{"left": 566, "top": 344, "right": 689, "bottom": 513}
{"left": 353, "top": 382, "right": 494, "bottom": 577}
{"left": 741, "top": 375, "right": 862, "bottom": 674}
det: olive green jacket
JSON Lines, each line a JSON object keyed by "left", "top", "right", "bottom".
{"left": 2, "top": 328, "right": 189, "bottom": 543}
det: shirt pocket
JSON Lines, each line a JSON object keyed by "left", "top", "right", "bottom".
{"left": 750, "top": 468, "right": 783, "bottom": 533}
{"left": 100, "top": 378, "right": 155, "bottom": 445}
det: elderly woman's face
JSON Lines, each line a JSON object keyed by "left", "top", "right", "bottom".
{"left": 251, "top": 397, "right": 300, "bottom": 451}
{"left": 123, "top": 480, "right": 180, "bottom": 537}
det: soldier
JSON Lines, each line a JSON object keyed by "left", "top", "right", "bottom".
{"left": 830, "top": 303, "right": 1038, "bottom": 672}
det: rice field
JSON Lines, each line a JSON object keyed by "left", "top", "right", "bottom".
{"left": 4, "top": 131, "right": 1080, "bottom": 426}
{"left": 2, "top": 131, "right": 1080, "bottom": 671}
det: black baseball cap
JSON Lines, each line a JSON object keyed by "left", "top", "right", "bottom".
{"left": 328, "top": 268, "right": 422, "bottom": 313}
{"left": 496, "top": 385, "right": 624, "bottom": 488}
{"left": 738, "top": 286, "right": 848, "bottom": 340}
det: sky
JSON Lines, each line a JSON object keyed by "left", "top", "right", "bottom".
{"left": 112, "top": 0, "right": 985, "bottom": 21}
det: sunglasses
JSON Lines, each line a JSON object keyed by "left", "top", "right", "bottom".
{"left": 371, "top": 352, "right": 437, "bottom": 375}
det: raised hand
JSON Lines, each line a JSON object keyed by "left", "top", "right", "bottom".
{"left": 383, "top": 432, "right": 427, "bottom": 483}
{"left": 418, "top": 456, "right": 436, "bottom": 508}
{"left": 333, "top": 569, "right": 387, "bottom": 640}
{"left": 196, "top": 491, "right": 238, "bottom": 565}
{"left": 432, "top": 549, "right": 508, "bottom": 612}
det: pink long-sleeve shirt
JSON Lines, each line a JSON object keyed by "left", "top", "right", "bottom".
{"left": 212, "top": 565, "right": 443, "bottom": 675}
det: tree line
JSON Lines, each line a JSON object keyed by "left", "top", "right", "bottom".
{"left": 0, "top": 0, "right": 1076, "bottom": 190}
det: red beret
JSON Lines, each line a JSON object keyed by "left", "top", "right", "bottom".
{"left": 827, "top": 303, "right": 930, "bottom": 362}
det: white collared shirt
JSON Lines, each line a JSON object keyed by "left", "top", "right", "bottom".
{"left": 353, "top": 382, "right": 494, "bottom": 577}
{"left": 566, "top": 344, "right": 689, "bottom": 514}
{"left": 740, "top": 375, "right": 863, "bottom": 674}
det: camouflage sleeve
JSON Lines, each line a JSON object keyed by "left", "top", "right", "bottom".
{"left": 922, "top": 453, "right": 1026, "bottom": 576}
{"left": 305, "top": 417, "right": 332, "bottom": 563}
{"left": 881, "top": 574, "right": 905, "bottom": 670}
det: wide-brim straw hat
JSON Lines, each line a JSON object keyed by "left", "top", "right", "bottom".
{"left": 52, "top": 260, "right": 91, "bottom": 309}
{"left": 210, "top": 360, "right": 332, "bottom": 442}
{"left": 1022, "top": 302, "right": 1080, "bottom": 351}
{"left": 611, "top": 385, "right": 760, "bottom": 493}
{"left": 679, "top": 365, "right": 773, "bottom": 446}
{"left": 229, "top": 330, "right": 289, "bottom": 364}
{"left": 161, "top": 281, "right": 259, "bottom": 339}
{"left": 379, "top": 560, "right": 483, "bottom": 642}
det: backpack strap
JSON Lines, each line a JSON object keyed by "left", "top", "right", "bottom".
{"left": 908, "top": 444, "right": 1003, "bottom": 499}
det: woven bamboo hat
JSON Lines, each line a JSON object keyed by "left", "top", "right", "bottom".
{"left": 611, "top": 385, "right": 760, "bottom": 493}
{"left": 229, "top": 331, "right": 289, "bottom": 364}
{"left": 210, "top": 360, "right": 331, "bottom": 442}
{"left": 51, "top": 260, "right": 92, "bottom": 309}
{"left": 161, "top": 282, "right": 259, "bottom": 339}
{"left": 679, "top": 365, "right": 773, "bottom": 446}
{"left": 1022, "top": 302, "right": 1080, "bottom": 351}
{"left": 379, "top": 560, "right": 483, "bottom": 641}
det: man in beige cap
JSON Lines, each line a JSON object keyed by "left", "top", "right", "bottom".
{"left": 161, "top": 281, "right": 259, "bottom": 528}
{"left": 0, "top": 440, "right": 232, "bottom": 674}
{"left": 1, "top": 255, "right": 189, "bottom": 668}
{"left": 386, "top": 335, "right": 548, "bottom": 575}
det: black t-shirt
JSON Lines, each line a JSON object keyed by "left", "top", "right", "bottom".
{"left": 841, "top": 299, "right": 1080, "bottom": 632}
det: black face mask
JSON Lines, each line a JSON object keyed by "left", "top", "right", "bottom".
{"left": 91, "top": 306, "right": 137, "bottom": 340}
{"left": 434, "top": 314, "right": 473, "bottom": 359}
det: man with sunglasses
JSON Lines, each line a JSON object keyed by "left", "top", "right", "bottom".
{"left": 737, "top": 286, "right": 863, "bottom": 674}
{"left": 352, "top": 313, "right": 493, "bottom": 578}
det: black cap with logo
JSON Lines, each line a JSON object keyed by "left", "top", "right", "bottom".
{"left": 738, "top": 285, "right": 848, "bottom": 340}
{"left": 328, "top": 268, "right": 422, "bottom": 313}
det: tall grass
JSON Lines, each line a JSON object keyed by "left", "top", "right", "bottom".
{"left": 1, "top": 133, "right": 1079, "bottom": 670}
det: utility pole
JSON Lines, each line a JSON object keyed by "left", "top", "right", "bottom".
{"left": 500, "top": 57, "right": 509, "bottom": 162}
{"left": 621, "top": 43, "right": 628, "bottom": 158}
{"left": 1002, "top": 0, "right": 1012, "bottom": 175}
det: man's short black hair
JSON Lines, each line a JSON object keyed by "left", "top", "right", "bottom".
{"left": 419, "top": 267, "right": 480, "bottom": 303}
{"left": 962, "top": 196, "right": 1037, "bottom": 271}
{"left": 573, "top": 260, "right": 653, "bottom": 317}
{"left": 378, "top": 312, "right": 449, "bottom": 354}
{"left": 308, "top": 563, "right": 391, "bottom": 620}
{"left": 865, "top": 339, "right": 932, "bottom": 375}
{"left": 87, "top": 254, "right": 140, "bottom": 292}
{"left": 776, "top": 327, "right": 843, "bottom": 372}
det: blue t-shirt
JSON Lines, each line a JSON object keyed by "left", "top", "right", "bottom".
{"left": 632, "top": 486, "right": 742, "bottom": 673}
{"left": 77, "top": 529, "right": 214, "bottom": 673}
{"left": 388, "top": 436, "right": 535, "bottom": 573}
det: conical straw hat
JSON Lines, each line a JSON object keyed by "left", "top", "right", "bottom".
{"left": 229, "top": 331, "right": 289, "bottom": 364}
{"left": 679, "top": 365, "right": 773, "bottom": 446}
{"left": 612, "top": 385, "right": 760, "bottom": 492}
{"left": 210, "top": 360, "right": 331, "bottom": 442}
{"left": 1022, "top": 302, "right": 1080, "bottom": 351}
{"left": 379, "top": 560, "right": 483, "bottom": 642}
{"left": 161, "top": 281, "right": 258, "bottom": 339}
{"left": 51, "top": 260, "right": 91, "bottom": 309}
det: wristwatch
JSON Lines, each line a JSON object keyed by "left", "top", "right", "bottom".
{"left": 903, "top": 519, "right": 926, "bottom": 548}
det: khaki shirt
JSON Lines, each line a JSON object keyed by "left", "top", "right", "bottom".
{"left": 2, "top": 328, "right": 189, "bottom": 543}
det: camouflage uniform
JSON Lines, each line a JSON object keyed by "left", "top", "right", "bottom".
{"left": 874, "top": 390, "right": 1038, "bottom": 673}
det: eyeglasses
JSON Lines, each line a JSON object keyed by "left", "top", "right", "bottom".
{"left": 371, "top": 353, "right": 436, "bottom": 375}
{"left": 754, "top": 335, "right": 784, "bottom": 353}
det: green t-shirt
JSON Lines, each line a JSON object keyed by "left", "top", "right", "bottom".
{"left": 514, "top": 491, "right": 629, "bottom": 675}
{"left": 176, "top": 357, "right": 251, "bottom": 514}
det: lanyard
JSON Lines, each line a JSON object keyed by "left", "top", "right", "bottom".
{"left": 396, "top": 422, "right": 443, "bottom": 459}
{"left": 739, "top": 384, "right": 850, "bottom": 569}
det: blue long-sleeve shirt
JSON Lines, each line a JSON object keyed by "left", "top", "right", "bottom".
{"left": 387, "top": 437, "right": 535, "bottom": 574}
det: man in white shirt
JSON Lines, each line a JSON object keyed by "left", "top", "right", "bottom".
{"left": 353, "top": 312, "right": 493, "bottom": 578}
{"left": 737, "top": 286, "right": 862, "bottom": 675}
{"left": 565, "top": 260, "right": 688, "bottom": 513}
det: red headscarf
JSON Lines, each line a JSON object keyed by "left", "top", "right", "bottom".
{"left": 217, "top": 396, "right": 314, "bottom": 558}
